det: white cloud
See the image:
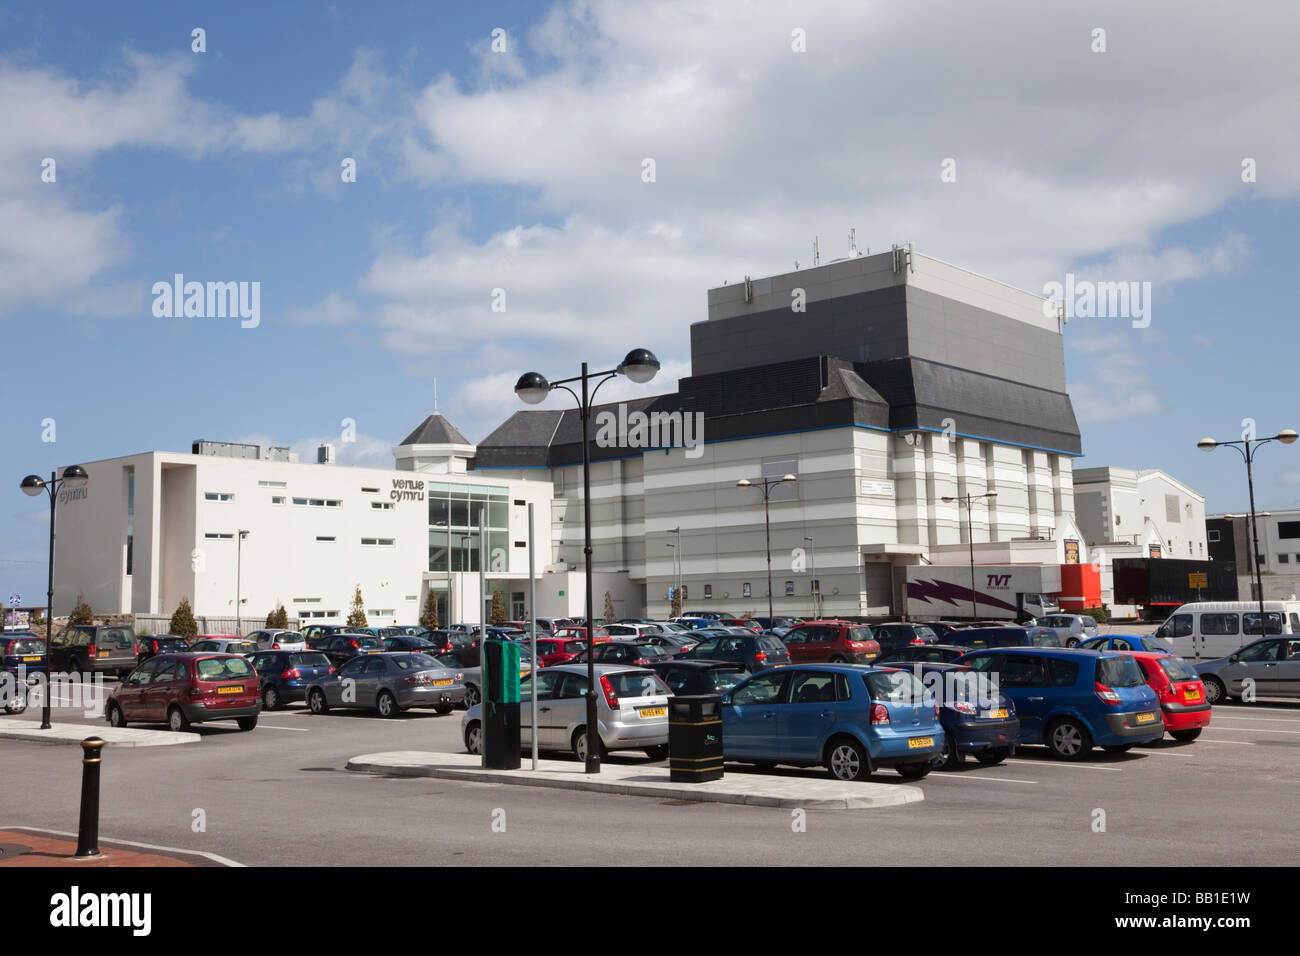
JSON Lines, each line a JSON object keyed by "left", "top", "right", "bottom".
{"left": 1069, "top": 382, "right": 1165, "bottom": 424}
{"left": 231, "top": 431, "right": 396, "bottom": 469}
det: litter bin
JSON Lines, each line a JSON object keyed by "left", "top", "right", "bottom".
{"left": 668, "top": 694, "right": 723, "bottom": 782}
{"left": 482, "top": 638, "right": 521, "bottom": 770}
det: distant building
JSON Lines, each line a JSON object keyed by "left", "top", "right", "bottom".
{"left": 1207, "top": 508, "right": 1300, "bottom": 601}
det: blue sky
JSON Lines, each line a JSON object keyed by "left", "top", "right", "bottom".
{"left": 3, "top": 1, "right": 1300, "bottom": 599}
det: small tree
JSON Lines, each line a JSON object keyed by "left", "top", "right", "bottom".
{"left": 420, "top": 590, "right": 440, "bottom": 630}
{"left": 346, "top": 585, "right": 368, "bottom": 628}
{"left": 266, "top": 605, "right": 289, "bottom": 629}
{"left": 169, "top": 597, "right": 198, "bottom": 639}
{"left": 30, "top": 611, "right": 46, "bottom": 629}
{"left": 69, "top": 594, "right": 94, "bottom": 625}
{"left": 603, "top": 591, "right": 617, "bottom": 625}
{"left": 670, "top": 591, "right": 682, "bottom": 618}
{"left": 489, "top": 590, "right": 507, "bottom": 625}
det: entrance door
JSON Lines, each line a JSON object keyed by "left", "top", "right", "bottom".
{"left": 863, "top": 563, "right": 893, "bottom": 617}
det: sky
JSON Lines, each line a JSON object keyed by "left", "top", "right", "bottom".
{"left": 3, "top": 0, "right": 1300, "bottom": 600}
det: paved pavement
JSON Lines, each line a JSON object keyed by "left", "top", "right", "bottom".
{"left": 346, "top": 750, "right": 923, "bottom": 809}
{"left": 0, "top": 723, "right": 196, "bottom": 747}
{"left": 0, "top": 828, "right": 231, "bottom": 867}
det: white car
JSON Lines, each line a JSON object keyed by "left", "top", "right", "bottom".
{"left": 246, "top": 629, "right": 307, "bottom": 652}
{"left": 605, "top": 622, "right": 664, "bottom": 638}
{"left": 188, "top": 637, "right": 261, "bottom": 657}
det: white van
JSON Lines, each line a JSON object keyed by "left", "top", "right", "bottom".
{"left": 1154, "top": 601, "right": 1300, "bottom": 659}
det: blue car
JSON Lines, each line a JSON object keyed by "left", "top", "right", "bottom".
{"left": 1076, "top": 634, "right": 1174, "bottom": 655}
{"left": 720, "top": 663, "right": 945, "bottom": 781}
{"left": 897, "top": 661, "right": 1020, "bottom": 767}
{"left": 954, "top": 648, "right": 1163, "bottom": 759}
{"left": 248, "top": 649, "right": 335, "bottom": 710}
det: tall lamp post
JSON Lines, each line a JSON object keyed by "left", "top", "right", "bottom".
{"left": 803, "top": 535, "right": 818, "bottom": 619}
{"left": 20, "top": 465, "right": 90, "bottom": 730}
{"left": 235, "top": 530, "right": 249, "bottom": 633}
{"left": 515, "top": 348, "right": 661, "bottom": 773}
{"left": 737, "top": 474, "right": 798, "bottom": 626}
{"left": 942, "top": 492, "right": 997, "bottom": 620}
{"left": 1198, "top": 428, "right": 1297, "bottom": 636}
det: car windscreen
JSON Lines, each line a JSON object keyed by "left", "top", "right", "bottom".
{"left": 392, "top": 653, "right": 442, "bottom": 670}
{"left": 196, "top": 657, "right": 254, "bottom": 680}
{"left": 354, "top": 637, "right": 383, "bottom": 648}
{"left": 1156, "top": 656, "right": 1199, "bottom": 682}
{"left": 708, "top": 667, "right": 748, "bottom": 692}
{"left": 564, "top": 641, "right": 588, "bottom": 653}
{"left": 1096, "top": 656, "right": 1146, "bottom": 687}
{"left": 848, "top": 626, "right": 874, "bottom": 642}
{"left": 863, "top": 669, "right": 925, "bottom": 702}
{"left": 7, "top": 639, "right": 45, "bottom": 655}
{"left": 160, "top": 639, "right": 190, "bottom": 649}
{"left": 289, "top": 652, "right": 331, "bottom": 668}
{"left": 758, "top": 637, "right": 787, "bottom": 652}
{"left": 605, "top": 672, "right": 670, "bottom": 697}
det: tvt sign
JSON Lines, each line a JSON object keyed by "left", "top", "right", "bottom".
{"left": 986, "top": 574, "right": 1012, "bottom": 589}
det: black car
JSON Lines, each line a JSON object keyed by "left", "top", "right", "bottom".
{"left": 318, "top": 634, "right": 385, "bottom": 668}
{"left": 383, "top": 634, "right": 447, "bottom": 654}
{"left": 628, "top": 632, "right": 698, "bottom": 658}
{"left": 650, "top": 659, "right": 749, "bottom": 696}
{"left": 869, "top": 623, "right": 939, "bottom": 653}
{"left": 907, "top": 661, "right": 1020, "bottom": 768}
{"left": 49, "top": 624, "right": 138, "bottom": 679}
{"left": 571, "top": 642, "right": 673, "bottom": 667}
{"left": 874, "top": 644, "right": 969, "bottom": 665}
{"left": 946, "top": 626, "right": 1062, "bottom": 651}
{"left": 2, "top": 632, "right": 47, "bottom": 713}
{"left": 915, "top": 622, "right": 970, "bottom": 640}
{"left": 680, "top": 633, "right": 791, "bottom": 673}
{"left": 136, "top": 634, "right": 192, "bottom": 664}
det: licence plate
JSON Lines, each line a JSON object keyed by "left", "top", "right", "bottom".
{"left": 98, "top": 650, "right": 110, "bottom": 658}
{"left": 638, "top": 706, "right": 666, "bottom": 718}
{"left": 216, "top": 685, "right": 242, "bottom": 695}
{"left": 1136, "top": 712, "right": 1157, "bottom": 724}
{"left": 989, "top": 708, "right": 1009, "bottom": 719}
{"left": 432, "top": 678, "right": 453, "bottom": 686}
{"left": 23, "top": 656, "right": 41, "bottom": 662}
{"left": 1184, "top": 688, "right": 1201, "bottom": 701}
{"left": 908, "top": 736, "right": 934, "bottom": 749}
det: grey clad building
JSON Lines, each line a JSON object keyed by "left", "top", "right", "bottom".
{"left": 475, "top": 247, "right": 1087, "bottom": 620}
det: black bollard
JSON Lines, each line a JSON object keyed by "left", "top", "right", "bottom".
{"left": 75, "top": 737, "right": 105, "bottom": 857}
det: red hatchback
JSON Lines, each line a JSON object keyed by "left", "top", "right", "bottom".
{"left": 534, "top": 637, "right": 592, "bottom": 667}
{"left": 780, "top": 620, "right": 881, "bottom": 664}
{"left": 1125, "top": 650, "right": 1211, "bottom": 742}
{"left": 106, "top": 652, "right": 261, "bottom": 733}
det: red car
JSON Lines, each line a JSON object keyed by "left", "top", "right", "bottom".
{"left": 1125, "top": 650, "right": 1211, "bottom": 742}
{"left": 106, "top": 652, "right": 261, "bottom": 733}
{"left": 779, "top": 619, "right": 881, "bottom": 664}
{"left": 553, "top": 626, "right": 611, "bottom": 644}
{"left": 534, "top": 637, "right": 592, "bottom": 667}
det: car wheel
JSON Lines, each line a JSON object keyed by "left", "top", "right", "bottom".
{"left": 4, "top": 685, "right": 28, "bottom": 714}
{"left": 463, "top": 684, "right": 480, "bottom": 708}
{"left": 465, "top": 720, "right": 482, "bottom": 755}
{"left": 828, "top": 655, "right": 847, "bottom": 664}
{"left": 262, "top": 685, "right": 281, "bottom": 711}
{"left": 376, "top": 691, "right": 398, "bottom": 718}
{"left": 1171, "top": 728, "right": 1202, "bottom": 742}
{"left": 1102, "top": 744, "right": 1132, "bottom": 754}
{"left": 167, "top": 706, "right": 191, "bottom": 733}
{"left": 1047, "top": 718, "right": 1092, "bottom": 760}
{"left": 824, "top": 737, "right": 871, "bottom": 782}
{"left": 105, "top": 702, "right": 125, "bottom": 726}
{"left": 941, "top": 734, "right": 963, "bottom": 769}
{"left": 572, "top": 727, "right": 606, "bottom": 763}
{"left": 897, "top": 761, "right": 932, "bottom": 780}
{"left": 308, "top": 688, "right": 330, "bottom": 714}
{"left": 236, "top": 716, "right": 258, "bottom": 732}
{"left": 1202, "top": 676, "right": 1227, "bottom": 705}
{"left": 974, "top": 745, "right": 1011, "bottom": 765}
{"left": 644, "top": 745, "right": 669, "bottom": 761}
{"left": 435, "top": 702, "right": 454, "bottom": 715}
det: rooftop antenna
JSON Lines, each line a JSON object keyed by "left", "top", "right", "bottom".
{"left": 433, "top": 378, "right": 439, "bottom": 414}
{"left": 813, "top": 236, "right": 820, "bottom": 266}
{"left": 849, "top": 227, "right": 857, "bottom": 255}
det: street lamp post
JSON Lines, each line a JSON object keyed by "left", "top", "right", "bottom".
{"left": 235, "top": 530, "right": 249, "bottom": 633}
{"left": 941, "top": 492, "right": 997, "bottom": 620}
{"left": 20, "top": 465, "right": 90, "bottom": 730}
{"left": 803, "top": 535, "right": 818, "bottom": 619}
{"left": 515, "top": 348, "right": 661, "bottom": 774}
{"left": 737, "top": 475, "right": 798, "bottom": 626}
{"left": 1198, "top": 428, "right": 1297, "bottom": 638}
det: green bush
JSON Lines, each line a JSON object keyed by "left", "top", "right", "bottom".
{"left": 420, "top": 590, "right": 440, "bottom": 630}
{"left": 266, "top": 605, "right": 289, "bottom": 629}
{"left": 69, "top": 594, "right": 94, "bottom": 625}
{"left": 346, "top": 585, "right": 368, "bottom": 628}
{"left": 1078, "top": 604, "right": 1110, "bottom": 624}
{"left": 169, "top": 598, "right": 199, "bottom": 639}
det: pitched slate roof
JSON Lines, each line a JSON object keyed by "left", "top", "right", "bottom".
{"left": 398, "top": 412, "right": 471, "bottom": 447}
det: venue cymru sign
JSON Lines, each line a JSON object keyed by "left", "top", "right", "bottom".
{"left": 391, "top": 478, "right": 425, "bottom": 503}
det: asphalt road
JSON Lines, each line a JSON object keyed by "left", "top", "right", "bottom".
{"left": 1, "top": 674, "right": 1297, "bottom": 867}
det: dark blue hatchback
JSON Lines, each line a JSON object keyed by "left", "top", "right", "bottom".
{"left": 248, "top": 649, "right": 335, "bottom": 710}
{"left": 1, "top": 632, "right": 47, "bottom": 714}
{"left": 896, "top": 661, "right": 1020, "bottom": 767}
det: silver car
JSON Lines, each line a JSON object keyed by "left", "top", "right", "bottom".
{"left": 461, "top": 663, "right": 671, "bottom": 762}
{"left": 245, "top": 629, "right": 307, "bottom": 652}
{"left": 306, "top": 652, "right": 465, "bottom": 717}
{"left": 1195, "top": 636, "right": 1300, "bottom": 704}
{"left": 188, "top": 637, "right": 261, "bottom": 657}
{"left": 1037, "top": 614, "right": 1099, "bottom": 647}
{"left": 436, "top": 648, "right": 534, "bottom": 709}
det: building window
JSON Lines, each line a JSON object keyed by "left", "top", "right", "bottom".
{"left": 292, "top": 497, "right": 342, "bottom": 508}
{"left": 1208, "top": 529, "right": 1220, "bottom": 543}
{"left": 293, "top": 598, "right": 321, "bottom": 604}
{"left": 514, "top": 541, "right": 526, "bottom": 548}
{"left": 361, "top": 538, "right": 395, "bottom": 547}
{"left": 1279, "top": 521, "right": 1300, "bottom": 539}
{"left": 316, "top": 536, "right": 336, "bottom": 543}
{"left": 204, "top": 532, "right": 234, "bottom": 540}
{"left": 205, "top": 492, "right": 235, "bottom": 502}
{"left": 258, "top": 480, "right": 287, "bottom": 488}
{"left": 371, "top": 609, "right": 395, "bottom": 617}
{"left": 1280, "top": 554, "right": 1291, "bottom": 564}
{"left": 361, "top": 487, "right": 380, "bottom": 494}
{"left": 371, "top": 501, "right": 394, "bottom": 510}
{"left": 271, "top": 495, "right": 286, "bottom": 505}
{"left": 514, "top": 499, "right": 526, "bottom": 506}
{"left": 125, "top": 466, "right": 135, "bottom": 576}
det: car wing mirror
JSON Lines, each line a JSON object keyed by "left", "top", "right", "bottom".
{"left": 1229, "top": 654, "right": 1239, "bottom": 662}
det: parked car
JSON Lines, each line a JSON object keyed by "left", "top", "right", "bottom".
{"left": 672, "top": 618, "right": 716, "bottom": 630}
{"left": 316, "top": 633, "right": 386, "bottom": 668}
{"left": 307, "top": 652, "right": 465, "bottom": 717}
{"left": 874, "top": 644, "right": 970, "bottom": 665}
{"left": 302, "top": 624, "right": 350, "bottom": 642}
{"left": 49, "top": 624, "right": 138, "bottom": 680}
{"left": 945, "top": 626, "right": 1062, "bottom": 651}
{"left": 650, "top": 659, "right": 749, "bottom": 696}
{"left": 436, "top": 648, "right": 534, "bottom": 709}
{"left": 553, "top": 626, "right": 610, "bottom": 643}
{"left": 899, "top": 661, "right": 1019, "bottom": 767}
{"left": 1195, "top": 635, "right": 1300, "bottom": 704}
{"left": 189, "top": 636, "right": 261, "bottom": 657}
{"left": 572, "top": 642, "right": 673, "bottom": 668}
{"left": 779, "top": 620, "right": 880, "bottom": 664}
{"left": 1076, "top": 634, "right": 1174, "bottom": 655}
{"left": 462, "top": 664, "right": 672, "bottom": 762}
{"left": 1, "top": 632, "right": 46, "bottom": 714}
{"left": 1036, "top": 614, "right": 1100, "bottom": 647}
{"left": 720, "top": 664, "right": 944, "bottom": 781}
{"left": 383, "top": 634, "right": 448, "bottom": 655}
{"left": 869, "top": 623, "right": 939, "bottom": 653}
{"left": 605, "top": 623, "right": 664, "bottom": 638}
{"left": 1124, "top": 651, "right": 1211, "bottom": 741}
{"left": 626, "top": 632, "right": 699, "bottom": 657}
{"left": 136, "top": 634, "right": 191, "bottom": 664}
{"left": 248, "top": 650, "right": 336, "bottom": 710}
{"left": 751, "top": 617, "right": 799, "bottom": 636}
{"left": 719, "top": 618, "right": 763, "bottom": 632}
{"left": 534, "top": 637, "right": 590, "bottom": 667}
{"left": 684, "top": 611, "right": 731, "bottom": 621}
{"left": 915, "top": 622, "right": 968, "bottom": 640}
{"left": 106, "top": 652, "right": 261, "bottom": 732}
{"left": 680, "top": 632, "right": 791, "bottom": 672}
{"left": 954, "top": 647, "right": 1164, "bottom": 759}
{"left": 245, "top": 629, "right": 307, "bottom": 652}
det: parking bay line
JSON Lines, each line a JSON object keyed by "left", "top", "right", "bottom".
{"left": 1005, "top": 759, "right": 1121, "bottom": 772}
{"left": 1195, "top": 739, "right": 1255, "bottom": 745}
{"left": 1196, "top": 725, "right": 1300, "bottom": 734}
{"left": 1207, "top": 715, "right": 1300, "bottom": 724}
{"left": 255, "top": 724, "right": 311, "bottom": 732}
{"left": 925, "top": 774, "right": 1038, "bottom": 785}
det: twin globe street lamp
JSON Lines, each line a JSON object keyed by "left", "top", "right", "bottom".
{"left": 941, "top": 492, "right": 997, "bottom": 621}
{"left": 737, "top": 474, "right": 798, "bottom": 626}
{"left": 515, "top": 348, "right": 661, "bottom": 774}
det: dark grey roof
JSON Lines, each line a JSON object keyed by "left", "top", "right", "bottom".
{"left": 398, "top": 413, "right": 471, "bottom": 447}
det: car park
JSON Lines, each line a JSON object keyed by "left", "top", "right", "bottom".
{"left": 1076, "top": 634, "right": 1174, "bottom": 655}
{"left": 307, "top": 652, "right": 464, "bottom": 717}
{"left": 605, "top": 622, "right": 664, "bottom": 638}
{"left": 1036, "top": 614, "right": 1100, "bottom": 647}
{"left": 248, "top": 650, "right": 336, "bottom": 710}
{"left": 316, "top": 633, "right": 386, "bottom": 668}
{"left": 955, "top": 647, "right": 1163, "bottom": 759}
{"left": 750, "top": 617, "right": 799, "bottom": 636}
{"left": 383, "top": 634, "right": 448, "bottom": 655}
{"left": 945, "top": 626, "right": 1061, "bottom": 651}
{"left": 49, "top": 624, "right": 138, "bottom": 680}
{"left": 719, "top": 618, "right": 763, "bottom": 632}
{"left": 1, "top": 632, "right": 46, "bottom": 713}
{"left": 680, "top": 632, "right": 791, "bottom": 672}
{"left": 626, "top": 632, "right": 699, "bottom": 657}
{"left": 898, "top": 661, "right": 1019, "bottom": 768}
{"left": 302, "top": 624, "right": 351, "bottom": 642}
{"left": 1153, "top": 601, "right": 1299, "bottom": 660}
{"left": 106, "top": 652, "right": 261, "bottom": 732}
{"left": 534, "top": 637, "right": 590, "bottom": 667}
{"left": 553, "top": 626, "right": 610, "bottom": 643}
{"left": 874, "top": 644, "right": 970, "bottom": 665}
{"left": 720, "top": 664, "right": 944, "bottom": 781}
{"left": 245, "top": 629, "right": 307, "bottom": 652}
{"left": 436, "top": 648, "right": 534, "bottom": 708}
{"left": 914, "top": 622, "right": 968, "bottom": 640}
{"left": 779, "top": 620, "right": 880, "bottom": 664}
{"left": 189, "top": 636, "right": 261, "bottom": 657}
{"left": 1124, "top": 651, "right": 1210, "bottom": 741}
{"left": 462, "top": 663, "right": 672, "bottom": 762}
{"left": 571, "top": 641, "right": 672, "bottom": 668}
{"left": 1194, "top": 636, "right": 1300, "bottom": 704}
{"left": 869, "top": 623, "right": 939, "bottom": 653}
{"left": 650, "top": 659, "right": 749, "bottom": 696}
{"left": 135, "top": 634, "right": 191, "bottom": 664}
